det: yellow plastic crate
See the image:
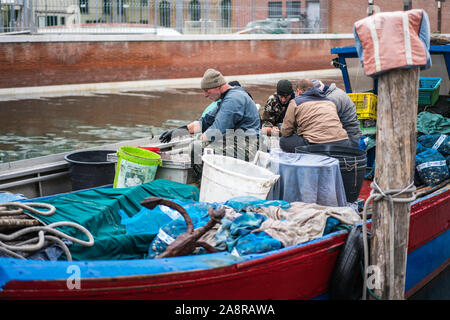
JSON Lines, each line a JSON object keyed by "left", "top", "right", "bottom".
{"left": 348, "top": 92, "right": 378, "bottom": 120}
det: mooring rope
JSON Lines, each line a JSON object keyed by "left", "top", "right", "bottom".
{"left": 0, "top": 202, "right": 94, "bottom": 261}
{"left": 0, "top": 202, "right": 56, "bottom": 216}
{"left": 361, "top": 180, "right": 416, "bottom": 300}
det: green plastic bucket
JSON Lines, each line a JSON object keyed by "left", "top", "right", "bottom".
{"left": 113, "top": 146, "right": 162, "bottom": 188}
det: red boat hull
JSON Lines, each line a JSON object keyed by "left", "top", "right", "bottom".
{"left": 1, "top": 184, "right": 449, "bottom": 300}
{"left": 1, "top": 232, "right": 346, "bottom": 299}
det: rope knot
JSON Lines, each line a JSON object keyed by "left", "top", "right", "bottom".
{"left": 361, "top": 179, "right": 416, "bottom": 300}
{"left": 370, "top": 180, "right": 417, "bottom": 204}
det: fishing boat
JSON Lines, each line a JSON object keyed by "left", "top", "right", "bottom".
{"left": 0, "top": 43, "right": 449, "bottom": 300}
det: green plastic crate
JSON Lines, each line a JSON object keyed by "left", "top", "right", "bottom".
{"left": 418, "top": 77, "right": 441, "bottom": 106}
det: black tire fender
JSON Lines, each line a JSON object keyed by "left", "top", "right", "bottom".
{"left": 329, "top": 225, "right": 370, "bottom": 300}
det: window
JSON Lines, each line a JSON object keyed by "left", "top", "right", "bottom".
{"left": 79, "top": 0, "right": 89, "bottom": 14}
{"left": 103, "top": 0, "right": 111, "bottom": 15}
{"left": 60, "top": 17, "right": 66, "bottom": 25}
{"left": 189, "top": 0, "right": 201, "bottom": 21}
{"left": 268, "top": 1, "right": 282, "bottom": 18}
{"left": 46, "top": 16, "right": 58, "bottom": 26}
{"left": 141, "top": 0, "right": 148, "bottom": 6}
{"left": 117, "top": 0, "right": 125, "bottom": 16}
{"left": 221, "top": 0, "right": 231, "bottom": 28}
{"left": 159, "top": 0, "right": 171, "bottom": 27}
{"left": 306, "top": 1, "right": 320, "bottom": 32}
{"left": 287, "top": 1, "right": 301, "bottom": 18}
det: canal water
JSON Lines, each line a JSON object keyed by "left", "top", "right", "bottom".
{"left": 0, "top": 76, "right": 345, "bottom": 163}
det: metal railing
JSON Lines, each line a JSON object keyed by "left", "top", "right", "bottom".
{"left": 1, "top": 0, "right": 328, "bottom": 34}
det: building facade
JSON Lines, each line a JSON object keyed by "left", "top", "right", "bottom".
{"left": 1, "top": 0, "right": 449, "bottom": 34}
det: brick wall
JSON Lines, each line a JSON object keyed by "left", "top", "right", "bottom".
{"left": 0, "top": 37, "right": 354, "bottom": 88}
{"left": 1, "top": 0, "right": 447, "bottom": 89}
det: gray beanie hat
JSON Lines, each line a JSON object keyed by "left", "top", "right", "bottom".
{"left": 201, "top": 69, "right": 226, "bottom": 90}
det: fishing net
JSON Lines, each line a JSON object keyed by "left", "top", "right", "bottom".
{"left": 233, "top": 232, "right": 282, "bottom": 256}
{"left": 415, "top": 148, "right": 449, "bottom": 187}
{"left": 223, "top": 196, "right": 290, "bottom": 212}
{"left": 418, "top": 133, "right": 450, "bottom": 156}
{"left": 417, "top": 111, "right": 450, "bottom": 135}
{"left": 416, "top": 142, "right": 427, "bottom": 154}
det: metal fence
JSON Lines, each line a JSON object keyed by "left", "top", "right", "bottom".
{"left": 1, "top": 0, "right": 329, "bottom": 34}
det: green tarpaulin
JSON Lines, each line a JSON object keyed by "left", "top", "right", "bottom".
{"left": 28, "top": 179, "right": 199, "bottom": 261}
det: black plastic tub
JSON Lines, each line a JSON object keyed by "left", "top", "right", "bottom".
{"left": 64, "top": 150, "right": 116, "bottom": 191}
{"left": 295, "top": 145, "right": 366, "bottom": 158}
{"left": 295, "top": 145, "right": 367, "bottom": 203}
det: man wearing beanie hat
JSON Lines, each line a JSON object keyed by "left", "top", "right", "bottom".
{"left": 260, "top": 79, "right": 295, "bottom": 136}
{"left": 200, "top": 68, "right": 227, "bottom": 91}
{"left": 193, "top": 68, "right": 260, "bottom": 140}
{"left": 159, "top": 68, "right": 261, "bottom": 162}
{"left": 201, "top": 80, "right": 250, "bottom": 117}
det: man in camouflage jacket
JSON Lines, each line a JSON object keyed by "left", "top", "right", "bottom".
{"left": 260, "top": 80, "right": 295, "bottom": 136}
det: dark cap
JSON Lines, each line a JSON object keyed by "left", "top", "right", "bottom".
{"left": 276, "top": 80, "right": 293, "bottom": 96}
{"left": 228, "top": 81, "right": 241, "bottom": 87}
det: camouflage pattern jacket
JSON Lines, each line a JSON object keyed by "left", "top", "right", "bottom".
{"left": 259, "top": 92, "right": 294, "bottom": 128}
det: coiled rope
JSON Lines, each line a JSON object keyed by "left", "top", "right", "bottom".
{"left": 0, "top": 202, "right": 94, "bottom": 261}
{"left": 0, "top": 202, "right": 56, "bottom": 216}
{"left": 361, "top": 180, "right": 416, "bottom": 300}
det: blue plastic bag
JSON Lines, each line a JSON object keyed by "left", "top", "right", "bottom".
{"left": 120, "top": 199, "right": 215, "bottom": 236}
{"left": 118, "top": 207, "right": 174, "bottom": 236}
{"left": 147, "top": 216, "right": 201, "bottom": 258}
{"left": 147, "top": 211, "right": 211, "bottom": 259}
{"left": 145, "top": 199, "right": 219, "bottom": 258}
{"left": 0, "top": 192, "right": 27, "bottom": 202}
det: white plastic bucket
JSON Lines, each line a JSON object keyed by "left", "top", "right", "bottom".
{"left": 199, "top": 154, "right": 280, "bottom": 203}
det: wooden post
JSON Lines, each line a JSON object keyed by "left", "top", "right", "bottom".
{"left": 371, "top": 67, "right": 419, "bottom": 300}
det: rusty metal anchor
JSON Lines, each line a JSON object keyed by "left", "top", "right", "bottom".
{"left": 140, "top": 197, "right": 225, "bottom": 258}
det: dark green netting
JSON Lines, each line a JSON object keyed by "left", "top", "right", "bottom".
{"left": 26, "top": 179, "right": 199, "bottom": 261}
{"left": 417, "top": 111, "right": 450, "bottom": 134}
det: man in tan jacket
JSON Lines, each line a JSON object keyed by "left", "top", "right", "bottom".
{"left": 280, "top": 79, "right": 351, "bottom": 153}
